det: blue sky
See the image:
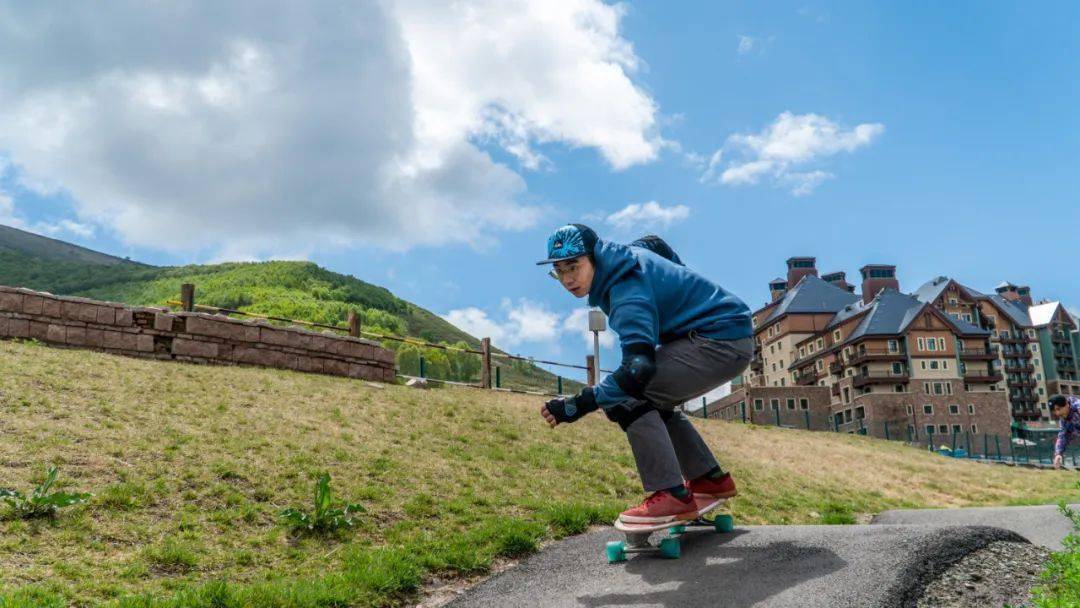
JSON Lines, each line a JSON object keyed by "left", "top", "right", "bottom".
{"left": 1, "top": 2, "right": 1079, "bottom": 385}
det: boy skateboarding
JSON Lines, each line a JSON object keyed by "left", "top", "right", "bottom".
{"left": 537, "top": 224, "right": 753, "bottom": 524}
{"left": 1050, "top": 394, "right": 1080, "bottom": 469}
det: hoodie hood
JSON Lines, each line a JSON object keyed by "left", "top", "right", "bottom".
{"left": 587, "top": 240, "right": 639, "bottom": 309}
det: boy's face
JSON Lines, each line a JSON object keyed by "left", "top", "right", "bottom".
{"left": 1053, "top": 404, "right": 1070, "bottom": 419}
{"left": 552, "top": 256, "right": 594, "bottom": 298}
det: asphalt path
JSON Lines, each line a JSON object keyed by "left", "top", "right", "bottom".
{"left": 446, "top": 523, "right": 1026, "bottom": 608}
{"left": 872, "top": 503, "right": 1079, "bottom": 550}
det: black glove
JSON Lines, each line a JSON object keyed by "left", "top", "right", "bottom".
{"left": 545, "top": 387, "right": 599, "bottom": 424}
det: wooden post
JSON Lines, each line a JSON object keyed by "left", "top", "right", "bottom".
{"left": 348, "top": 310, "right": 360, "bottom": 338}
{"left": 557, "top": 376, "right": 563, "bottom": 395}
{"left": 586, "top": 355, "right": 596, "bottom": 385}
{"left": 481, "top": 337, "right": 492, "bottom": 389}
{"left": 702, "top": 396, "right": 708, "bottom": 418}
{"left": 180, "top": 283, "right": 195, "bottom": 312}
{"left": 495, "top": 366, "right": 501, "bottom": 388}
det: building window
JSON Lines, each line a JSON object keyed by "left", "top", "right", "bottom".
{"left": 923, "top": 382, "right": 931, "bottom": 394}
{"left": 1033, "top": 344, "right": 1039, "bottom": 353}
{"left": 780, "top": 378, "right": 786, "bottom": 386}
{"left": 893, "top": 362, "right": 904, "bottom": 374}
{"left": 921, "top": 361, "right": 927, "bottom": 370}
{"left": 817, "top": 338, "right": 824, "bottom": 349}
{"left": 968, "top": 404, "right": 975, "bottom": 414}
{"left": 834, "top": 330, "right": 842, "bottom": 341}
{"left": 923, "top": 404, "right": 933, "bottom": 414}
{"left": 817, "top": 360, "right": 824, "bottom": 371}
{"left": 963, "top": 314, "right": 972, "bottom": 323}
{"left": 799, "top": 347, "right": 806, "bottom": 358}
{"left": 888, "top": 339, "right": 899, "bottom": 353}
{"left": 787, "top": 398, "right": 796, "bottom": 410}
{"left": 918, "top": 337, "right": 926, "bottom": 350}
{"left": 939, "top": 424, "right": 949, "bottom": 434}
{"left": 948, "top": 404, "right": 959, "bottom": 415}
{"left": 933, "top": 382, "right": 945, "bottom": 395}
{"left": 855, "top": 406, "right": 865, "bottom": 419}
{"left": 943, "top": 361, "right": 949, "bottom": 370}
{"left": 926, "top": 425, "right": 935, "bottom": 435}
{"left": 971, "top": 424, "right": 979, "bottom": 434}
{"left": 1039, "top": 387, "right": 1045, "bottom": 395}
{"left": 770, "top": 399, "right": 779, "bottom": 411}
{"left": 844, "top": 409, "right": 852, "bottom": 422}
{"left": 951, "top": 424, "right": 962, "bottom": 434}
{"left": 946, "top": 383, "right": 953, "bottom": 395}
{"left": 800, "top": 398, "right": 809, "bottom": 410}
{"left": 894, "top": 384, "right": 904, "bottom": 393}
{"left": 754, "top": 399, "right": 763, "bottom": 411}
{"left": 939, "top": 338, "right": 946, "bottom": 350}
{"left": 930, "top": 360, "right": 939, "bottom": 370}
{"left": 906, "top": 404, "right": 914, "bottom": 415}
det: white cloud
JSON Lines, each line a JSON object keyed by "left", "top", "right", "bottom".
{"left": 737, "top": 35, "right": 755, "bottom": 55}
{"left": 443, "top": 301, "right": 616, "bottom": 351}
{"left": 606, "top": 201, "right": 690, "bottom": 231}
{"left": 701, "top": 112, "right": 883, "bottom": 195}
{"left": 0, "top": 1, "right": 661, "bottom": 258}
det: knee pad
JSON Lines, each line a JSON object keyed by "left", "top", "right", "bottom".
{"left": 605, "top": 403, "right": 656, "bottom": 432}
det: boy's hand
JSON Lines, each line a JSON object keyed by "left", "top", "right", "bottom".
{"left": 1054, "top": 454, "right": 1064, "bottom": 469}
{"left": 540, "top": 404, "right": 559, "bottom": 428}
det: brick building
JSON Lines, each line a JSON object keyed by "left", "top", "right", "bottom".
{"left": 715, "top": 258, "right": 1014, "bottom": 441}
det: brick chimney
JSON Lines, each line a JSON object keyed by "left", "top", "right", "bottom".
{"left": 769, "top": 278, "right": 788, "bottom": 302}
{"left": 860, "top": 264, "right": 899, "bottom": 303}
{"left": 996, "top": 282, "right": 1020, "bottom": 302}
{"left": 786, "top": 257, "right": 817, "bottom": 288}
{"left": 821, "top": 271, "right": 852, "bottom": 293}
{"left": 1017, "top": 285, "right": 1033, "bottom": 307}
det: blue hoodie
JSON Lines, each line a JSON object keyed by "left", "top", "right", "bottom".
{"left": 588, "top": 240, "right": 752, "bottom": 408}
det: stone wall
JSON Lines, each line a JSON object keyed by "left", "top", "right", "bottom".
{"left": 0, "top": 285, "right": 395, "bottom": 382}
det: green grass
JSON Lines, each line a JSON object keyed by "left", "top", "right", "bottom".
{"left": 0, "top": 339, "right": 1077, "bottom": 607}
{"left": 1032, "top": 499, "right": 1080, "bottom": 607}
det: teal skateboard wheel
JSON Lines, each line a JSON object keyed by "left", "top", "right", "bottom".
{"left": 714, "top": 514, "right": 734, "bottom": 533}
{"left": 605, "top": 541, "right": 626, "bottom": 563}
{"left": 659, "top": 537, "right": 681, "bottom": 559}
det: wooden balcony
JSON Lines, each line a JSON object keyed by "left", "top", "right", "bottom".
{"left": 959, "top": 347, "right": 998, "bottom": 361}
{"left": 846, "top": 349, "right": 907, "bottom": 366}
{"left": 828, "top": 361, "right": 843, "bottom": 374}
{"left": 795, "top": 369, "right": 821, "bottom": 386}
{"left": 852, "top": 372, "right": 909, "bottom": 388}
{"left": 963, "top": 371, "right": 1003, "bottom": 383}
{"left": 997, "top": 334, "right": 1028, "bottom": 344}
{"left": 1003, "top": 363, "right": 1035, "bottom": 373}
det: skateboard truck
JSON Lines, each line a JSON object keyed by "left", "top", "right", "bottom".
{"left": 605, "top": 499, "right": 734, "bottom": 563}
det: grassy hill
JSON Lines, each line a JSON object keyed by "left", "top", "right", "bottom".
{"left": 0, "top": 340, "right": 1077, "bottom": 607}
{"left": 0, "top": 225, "right": 580, "bottom": 393}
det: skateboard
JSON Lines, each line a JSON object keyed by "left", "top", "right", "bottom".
{"left": 606, "top": 497, "right": 733, "bottom": 563}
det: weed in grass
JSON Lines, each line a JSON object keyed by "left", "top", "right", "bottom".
{"left": 280, "top": 473, "right": 366, "bottom": 535}
{"left": 1031, "top": 502, "right": 1080, "bottom": 607}
{"left": 0, "top": 466, "right": 92, "bottom": 519}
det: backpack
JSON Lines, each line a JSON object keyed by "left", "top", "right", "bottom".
{"left": 629, "top": 234, "right": 684, "bottom": 266}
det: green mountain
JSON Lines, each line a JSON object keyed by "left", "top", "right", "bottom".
{"left": 0, "top": 224, "right": 580, "bottom": 393}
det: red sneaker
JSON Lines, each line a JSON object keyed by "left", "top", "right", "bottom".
{"left": 688, "top": 473, "right": 738, "bottom": 500}
{"left": 619, "top": 490, "right": 698, "bottom": 524}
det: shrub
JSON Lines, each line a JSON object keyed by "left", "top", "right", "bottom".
{"left": 280, "top": 473, "right": 365, "bottom": 534}
{"left": 0, "top": 466, "right": 92, "bottom": 519}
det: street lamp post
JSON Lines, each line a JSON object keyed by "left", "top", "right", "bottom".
{"left": 588, "top": 309, "right": 606, "bottom": 384}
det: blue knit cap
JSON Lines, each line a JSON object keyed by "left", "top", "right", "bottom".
{"left": 536, "top": 224, "right": 599, "bottom": 265}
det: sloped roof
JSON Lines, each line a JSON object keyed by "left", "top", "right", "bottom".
{"left": 1029, "top": 302, "right": 1061, "bottom": 327}
{"left": 986, "top": 294, "right": 1033, "bottom": 327}
{"left": 762, "top": 274, "right": 859, "bottom": 326}
{"left": 845, "top": 288, "right": 989, "bottom": 342}
{"left": 846, "top": 289, "right": 925, "bottom": 341}
{"left": 913, "top": 276, "right": 986, "bottom": 304}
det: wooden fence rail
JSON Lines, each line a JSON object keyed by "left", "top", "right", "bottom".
{"left": 173, "top": 283, "right": 611, "bottom": 396}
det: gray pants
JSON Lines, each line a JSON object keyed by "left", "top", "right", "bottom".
{"left": 610, "top": 333, "right": 754, "bottom": 492}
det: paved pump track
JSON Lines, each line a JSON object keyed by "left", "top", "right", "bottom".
{"left": 447, "top": 505, "right": 1076, "bottom": 608}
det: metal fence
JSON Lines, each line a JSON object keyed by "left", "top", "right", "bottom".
{"left": 695, "top": 397, "right": 1080, "bottom": 467}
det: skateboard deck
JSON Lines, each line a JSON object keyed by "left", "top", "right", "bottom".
{"left": 606, "top": 497, "right": 733, "bottom": 563}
